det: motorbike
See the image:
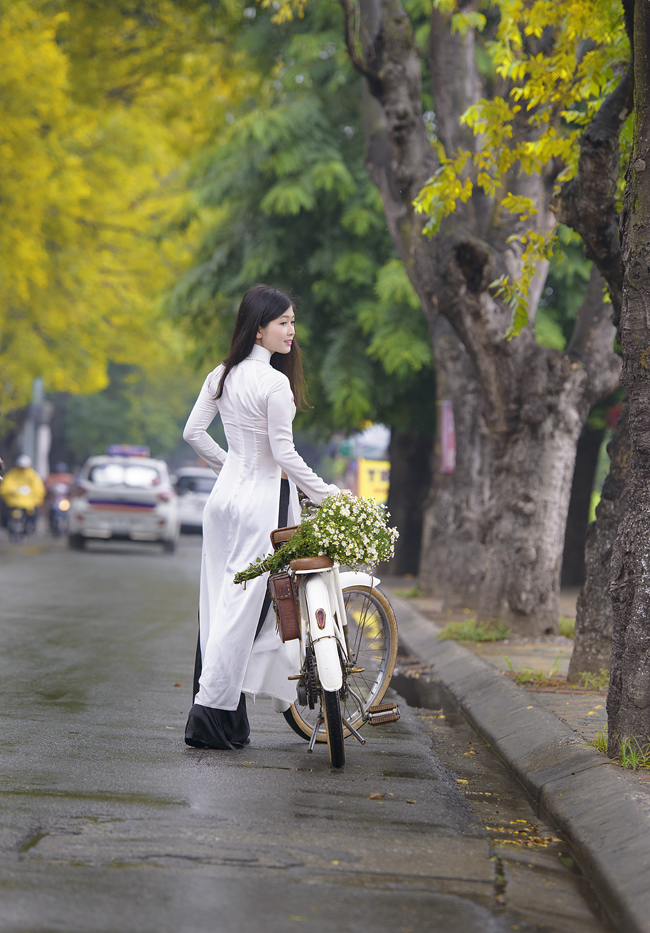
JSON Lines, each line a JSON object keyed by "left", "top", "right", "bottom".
{"left": 48, "top": 482, "right": 72, "bottom": 537}
{"left": 7, "top": 488, "right": 37, "bottom": 543}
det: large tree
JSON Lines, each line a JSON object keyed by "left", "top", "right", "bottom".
{"left": 607, "top": 0, "right": 650, "bottom": 756}
{"left": 321, "top": 0, "right": 621, "bottom": 633}
{"left": 553, "top": 0, "right": 634, "bottom": 680}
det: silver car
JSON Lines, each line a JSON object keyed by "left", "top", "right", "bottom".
{"left": 174, "top": 466, "right": 218, "bottom": 533}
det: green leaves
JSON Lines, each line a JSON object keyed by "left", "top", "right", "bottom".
{"left": 170, "top": 0, "right": 434, "bottom": 438}
{"left": 357, "top": 261, "right": 432, "bottom": 377}
{"left": 311, "top": 160, "right": 355, "bottom": 195}
{"left": 375, "top": 259, "right": 422, "bottom": 310}
{"left": 261, "top": 181, "right": 316, "bottom": 215}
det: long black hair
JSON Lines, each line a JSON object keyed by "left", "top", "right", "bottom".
{"left": 215, "top": 284, "right": 307, "bottom": 409}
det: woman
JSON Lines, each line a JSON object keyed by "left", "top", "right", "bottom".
{"left": 182, "top": 284, "right": 338, "bottom": 749}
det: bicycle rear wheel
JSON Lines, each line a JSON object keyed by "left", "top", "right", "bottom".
{"left": 283, "top": 585, "right": 398, "bottom": 741}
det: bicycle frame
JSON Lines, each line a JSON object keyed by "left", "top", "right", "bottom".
{"left": 293, "top": 565, "right": 379, "bottom": 698}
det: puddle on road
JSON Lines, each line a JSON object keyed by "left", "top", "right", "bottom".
{"left": 3, "top": 787, "right": 183, "bottom": 808}
{"left": 391, "top": 662, "right": 615, "bottom": 933}
{"left": 391, "top": 669, "right": 464, "bottom": 726}
{"left": 19, "top": 832, "right": 49, "bottom": 854}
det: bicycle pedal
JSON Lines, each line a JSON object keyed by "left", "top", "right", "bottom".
{"left": 367, "top": 703, "right": 400, "bottom": 725}
{"left": 368, "top": 702, "right": 398, "bottom": 714}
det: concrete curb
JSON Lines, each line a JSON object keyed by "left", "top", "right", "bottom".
{"left": 388, "top": 589, "right": 650, "bottom": 933}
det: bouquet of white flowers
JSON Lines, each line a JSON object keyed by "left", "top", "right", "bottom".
{"left": 233, "top": 490, "right": 399, "bottom": 585}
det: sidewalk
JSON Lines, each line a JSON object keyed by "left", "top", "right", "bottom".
{"left": 384, "top": 583, "right": 650, "bottom": 933}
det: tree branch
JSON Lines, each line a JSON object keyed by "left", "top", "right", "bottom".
{"left": 356, "top": 1, "right": 436, "bottom": 199}
{"left": 553, "top": 59, "right": 633, "bottom": 319}
{"left": 428, "top": 3, "right": 484, "bottom": 157}
{"left": 567, "top": 264, "right": 620, "bottom": 401}
{"left": 339, "top": 0, "right": 381, "bottom": 85}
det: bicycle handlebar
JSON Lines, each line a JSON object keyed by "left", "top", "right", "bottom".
{"left": 297, "top": 490, "right": 318, "bottom": 509}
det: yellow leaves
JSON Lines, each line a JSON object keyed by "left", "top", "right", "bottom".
{"left": 0, "top": 1, "right": 244, "bottom": 413}
{"left": 500, "top": 194, "right": 538, "bottom": 222}
{"left": 257, "top": 0, "right": 306, "bottom": 24}
{"left": 489, "top": 0, "right": 628, "bottom": 128}
{"left": 414, "top": 150, "right": 472, "bottom": 234}
{"left": 413, "top": 0, "right": 629, "bottom": 337}
{"left": 491, "top": 228, "right": 557, "bottom": 339}
{"left": 434, "top": 0, "right": 458, "bottom": 14}
{"left": 451, "top": 11, "right": 486, "bottom": 35}
{"left": 462, "top": 99, "right": 520, "bottom": 136}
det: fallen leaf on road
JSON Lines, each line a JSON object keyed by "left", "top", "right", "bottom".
{"left": 174, "top": 682, "right": 182, "bottom": 688}
{"left": 406, "top": 798, "right": 417, "bottom": 804}
{"left": 456, "top": 779, "right": 469, "bottom": 785}
{"left": 369, "top": 792, "right": 385, "bottom": 800}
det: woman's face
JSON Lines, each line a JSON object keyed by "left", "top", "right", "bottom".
{"left": 256, "top": 305, "right": 295, "bottom": 355}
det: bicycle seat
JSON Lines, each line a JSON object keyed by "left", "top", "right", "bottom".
{"left": 270, "top": 525, "right": 299, "bottom": 549}
{"left": 290, "top": 556, "right": 334, "bottom": 571}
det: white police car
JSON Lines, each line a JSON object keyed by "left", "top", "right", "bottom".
{"left": 68, "top": 446, "right": 180, "bottom": 553}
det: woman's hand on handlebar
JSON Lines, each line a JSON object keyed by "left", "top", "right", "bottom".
{"left": 298, "top": 484, "right": 340, "bottom": 509}
{"left": 298, "top": 490, "right": 318, "bottom": 509}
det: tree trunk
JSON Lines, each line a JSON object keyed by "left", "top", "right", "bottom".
{"left": 561, "top": 424, "right": 605, "bottom": 588}
{"left": 553, "top": 36, "right": 632, "bottom": 684}
{"left": 477, "top": 335, "right": 595, "bottom": 634}
{"left": 0, "top": 407, "right": 28, "bottom": 467}
{"left": 607, "top": 0, "right": 650, "bottom": 755}
{"left": 384, "top": 426, "right": 432, "bottom": 575}
{"left": 419, "top": 318, "right": 489, "bottom": 607}
{"left": 567, "top": 405, "right": 629, "bottom": 681}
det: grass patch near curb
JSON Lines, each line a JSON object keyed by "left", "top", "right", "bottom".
{"left": 559, "top": 616, "right": 575, "bottom": 639}
{"left": 504, "top": 653, "right": 564, "bottom": 685}
{"left": 589, "top": 727, "right": 650, "bottom": 770}
{"left": 618, "top": 736, "right": 650, "bottom": 770}
{"left": 578, "top": 668, "right": 609, "bottom": 690}
{"left": 393, "top": 585, "right": 422, "bottom": 598}
{"left": 437, "top": 618, "right": 511, "bottom": 643}
{"left": 590, "top": 728, "right": 608, "bottom": 754}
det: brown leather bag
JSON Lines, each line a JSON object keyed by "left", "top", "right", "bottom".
{"left": 268, "top": 571, "right": 301, "bottom": 642}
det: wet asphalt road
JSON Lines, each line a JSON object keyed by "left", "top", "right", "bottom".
{"left": 0, "top": 536, "right": 607, "bottom": 933}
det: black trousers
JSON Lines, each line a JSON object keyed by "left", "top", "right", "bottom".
{"left": 184, "top": 479, "right": 290, "bottom": 750}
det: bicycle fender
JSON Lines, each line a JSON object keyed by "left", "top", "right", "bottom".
{"left": 303, "top": 575, "right": 343, "bottom": 692}
{"left": 337, "top": 570, "right": 381, "bottom": 590}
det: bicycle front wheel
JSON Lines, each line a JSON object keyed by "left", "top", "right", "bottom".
{"left": 322, "top": 689, "right": 345, "bottom": 768}
{"left": 283, "top": 585, "right": 398, "bottom": 741}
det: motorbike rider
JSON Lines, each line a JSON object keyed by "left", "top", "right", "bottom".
{"left": 0, "top": 455, "right": 46, "bottom": 533}
{"left": 45, "top": 461, "right": 75, "bottom": 535}
{"left": 45, "top": 462, "right": 75, "bottom": 494}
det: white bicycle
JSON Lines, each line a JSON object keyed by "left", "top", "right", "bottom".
{"left": 269, "top": 521, "right": 400, "bottom": 769}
